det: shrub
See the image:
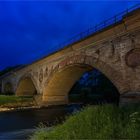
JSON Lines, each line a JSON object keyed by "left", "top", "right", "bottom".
{"left": 31, "top": 104, "right": 140, "bottom": 140}
{"left": 0, "top": 95, "right": 34, "bottom": 107}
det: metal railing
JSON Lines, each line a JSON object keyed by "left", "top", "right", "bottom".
{"left": 1, "top": 4, "right": 140, "bottom": 78}
{"left": 29, "top": 3, "right": 140, "bottom": 65}
{"left": 55, "top": 4, "right": 140, "bottom": 49}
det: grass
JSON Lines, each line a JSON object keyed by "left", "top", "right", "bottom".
{"left": 0, "top": 95, "right": 35, "bottom": 107}
{"left": 31, "top": 103, "right": 140, "bottom": 140}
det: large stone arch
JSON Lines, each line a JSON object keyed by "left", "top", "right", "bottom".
{"left": 16, "top": 74, "right": 37, "bottom": 96}
{"left": 42, "top": 55, "right": 129, "bottom": 105}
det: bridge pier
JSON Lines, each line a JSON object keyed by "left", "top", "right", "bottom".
{"left": 34, "top": 94, "right": 68, "bottom": 107}
{"left": 33, "top": 94, "right": 43, "bottom": 106}
{"left": 119, "top": 92, "right": 140, "bottom": 106}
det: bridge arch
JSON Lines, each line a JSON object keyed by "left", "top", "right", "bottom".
{"left": 43, "top": 55, "right": 129, "bottom": 105}
{"left": 16, "top": 74, "right": 37, "bottom": 96}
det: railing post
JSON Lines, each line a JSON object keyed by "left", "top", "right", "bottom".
{"left": 87, "top": 28, "right": 90, "bottom": 36}
{"left": 104, "top": 21, "right": 106, "bottom": 27}
{"left": 126, "top": 8, "right": 128, "bottom": 15}
{"left": 95, "top": 25, "right": 97, "bottom": 32}
{"left": 114, "top": 15, "right": 117, "bottom": 23}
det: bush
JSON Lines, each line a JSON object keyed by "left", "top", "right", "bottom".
{"left": 0, "top": 95, "right": 34, "bottom": 106}
{"left": 4, "top": 92, "right": 15, "bottom": 95}
{"left": 31, "top": 104, "right": 140, "bottom": 140}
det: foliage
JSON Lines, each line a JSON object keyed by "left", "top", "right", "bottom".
{"left": 31, "top": 104, "right": 140, "bottom": 140}
{"left": 4, "top": 92, "right": 15, "bottom": 95}
{"left": 0, "top": 95, "right": 34, "bottom": 106}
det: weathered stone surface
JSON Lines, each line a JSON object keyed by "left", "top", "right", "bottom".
{"left": 126, "top": 48, "right": 140, "bottom": 67}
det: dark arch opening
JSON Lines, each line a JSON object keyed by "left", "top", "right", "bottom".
{"left": 16, "top": 77, "right": 37, "bottom": 96}
{"left": 4, "top": 82, "right": 14, "bottom": 95}
{"left": 43, "top": 64, "right": 120, "bottom": 105}
{"left": 69, "top": 68, "right": 120, "bottom": 105}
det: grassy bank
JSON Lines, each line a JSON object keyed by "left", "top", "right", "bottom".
{"left": 31, "top": 104, "right": 140, "bottom": 140}
{"left": 0, "top": 95, "right": 35, "bottom": 108}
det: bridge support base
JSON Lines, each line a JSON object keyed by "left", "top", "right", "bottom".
{"left": 119, "top": 92, "right": 140, "bottom": 106}
{"left": 34, "top": 94, "right": 43, "bottom": 106}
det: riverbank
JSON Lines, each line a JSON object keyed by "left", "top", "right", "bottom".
{"left": 31, "top": 103, "right": 140, "bottom": 140}
{"left": 0, "top": 106, "right": 41, "bottom": 112}
{"left": 0, "top": 95, "right": 38, "bottom": 112}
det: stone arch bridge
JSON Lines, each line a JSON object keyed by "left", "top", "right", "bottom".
{"left": 0, "top": 8, "right": 140, "bottom": 106}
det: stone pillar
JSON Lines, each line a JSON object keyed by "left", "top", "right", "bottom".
{"left": 119, "top": 92, "right": 140, "bottom": 106}
{"left": 34, "top": 94, "right": 43, "bottom": 106}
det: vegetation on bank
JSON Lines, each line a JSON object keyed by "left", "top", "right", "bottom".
{"left": 0, "top": 95, "right": 35, "bottom": 108}
{"left": 31, "top": 104, "right": 140, "bottom": 140}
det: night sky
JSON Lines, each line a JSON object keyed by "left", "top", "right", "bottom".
{"left": 0, "top": 0, "right": 139, "bottom": 70}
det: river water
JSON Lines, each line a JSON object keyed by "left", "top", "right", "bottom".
{"left": 0, "top": 104, "right": 82, "bottom": 140}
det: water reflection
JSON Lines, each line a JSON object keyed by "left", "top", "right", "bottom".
{"left": 0, "top": 104, "right": 82, "bottom": 139}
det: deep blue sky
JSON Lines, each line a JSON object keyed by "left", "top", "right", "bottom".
{"left": 0, "top": 0, "right": 139, "bottom": 70}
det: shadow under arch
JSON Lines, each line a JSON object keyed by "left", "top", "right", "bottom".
{"left": 16, "top": 75, "right": 37, "bottom": 96}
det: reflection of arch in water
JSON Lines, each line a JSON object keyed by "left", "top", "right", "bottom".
{"left": 42, "top": 54, "right": 127, "bottom": 105}
{"left": 16, "top": 76, "right": 37, "bottom": 96}
{"left": 4, "top": 82, "right": 13, "bottom": 94}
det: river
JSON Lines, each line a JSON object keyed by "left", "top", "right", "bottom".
{"left": 0, "top": 104, "right": 82, "bottom": 140}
